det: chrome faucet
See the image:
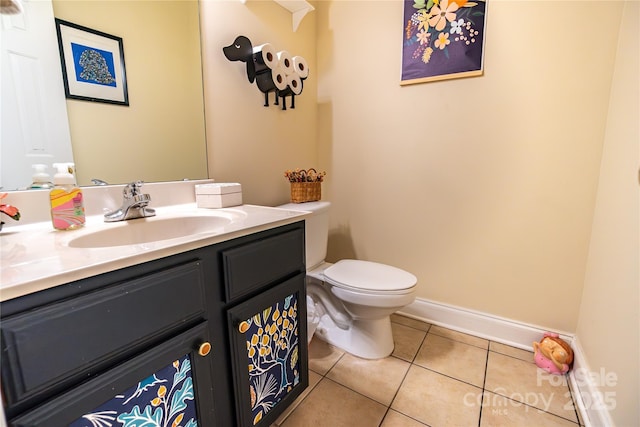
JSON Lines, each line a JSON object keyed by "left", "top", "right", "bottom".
{"left": 91, "top": 178, "right": 109, "bottom": 185}
{"left": 104, "top": 181, "right": 156, "bottom": 222}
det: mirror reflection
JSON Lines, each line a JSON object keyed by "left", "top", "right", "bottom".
{"left": 0, "top": 0, "right": 208, "bottom": 191}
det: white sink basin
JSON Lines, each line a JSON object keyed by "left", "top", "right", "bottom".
{"left": 68, "top": 214, "right": 236, "bottom": 248}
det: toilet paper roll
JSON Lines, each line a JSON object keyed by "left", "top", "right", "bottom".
{"left": 252, "top": 43, "right": 278, "bottom": 72}
{"left": 287, "top": 73, "right": 303, "bottom": 95}
{"left": 292, "top": 56, "right": 309, "bottom": 79}
{"left": 277, "top": 50, "right": 294, "bottom": 75}
{"left": 271, "top": 66, "right": 288, "bottom": 91}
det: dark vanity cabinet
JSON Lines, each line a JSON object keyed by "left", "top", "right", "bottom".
{"left": 0, "top": 221, "right": 307, "bottom": 427}
{"left": 222, "top": 228, "right": 309, "bottom": 427}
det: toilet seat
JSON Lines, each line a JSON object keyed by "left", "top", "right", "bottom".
{"left": 323, "top": 260, "right": 417, "bottom": 295}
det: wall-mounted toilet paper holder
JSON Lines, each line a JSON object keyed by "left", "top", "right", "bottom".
{"left": 223, "top": 35, "right": 309, "bottom": 110}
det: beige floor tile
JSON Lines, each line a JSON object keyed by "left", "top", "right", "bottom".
{"left": 391, "top": 314, "right": 431, "bottom": 332}
{"left": 326, "top": 353, "right": 411, "bottom": 406}
{"left": 285, "top": 328, "right": 586, "bottom": 427}
{"left": 391, "top": 322, "right": 427, "bottom": 362}
{"left": 380, "top": 410, "right": 428, "bottom": 427}
{"left": 272, "top": 371, "right": 323, "bottom": 426}
{"left": 308, "top": 337, "right": 344, "bottom": 375}
{"left": 480, "top": 391, "right": 579, "bottom": 426}
{"left": 489, "top": 342, "right": 534, "bottom": 362}
{"left": 391, "top": 365, "right": 482, "bottom": 427}
{"left": 485, "top": 352, "right": 578, "bottom": 423}
{"left": 428, "top": 325, "right": 489, "bottom": 349}
{"left": 414, "top": 333, "right": 487, "bottom": 387}
{"left": 280, "top": 378, "right": 387, "bottom": 427}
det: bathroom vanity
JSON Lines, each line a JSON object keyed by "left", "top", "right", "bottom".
{"left": 0, "top": 201, "right": 309, "bottom": 427}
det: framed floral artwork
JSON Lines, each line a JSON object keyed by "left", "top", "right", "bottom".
{"left": 55, "top": 19, "right": 129, "bottom": 105}
{"left": 401, "top": 0, "right": 487, "bottom": 85}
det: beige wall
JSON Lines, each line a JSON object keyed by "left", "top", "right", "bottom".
{"left": 200, "top": 0, "right": 317, "bottom": 206}
{"left": 199, "top": 2, "right": 637, "bottom": 422}
{"left": 576, "top": 2, "right": 639, "bottom": 426}
{"left": 53, "top": 0, "right": 207, "bottom": 185}
{"left": 316, "top": 0, "right": 624, "bottom": 333}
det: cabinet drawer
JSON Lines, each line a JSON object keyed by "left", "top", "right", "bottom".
{"left": 222, "top": 228, "right": 304, "bottom": 301}
{"left": 1, "top": 260, "right": 206, "bottom": 411}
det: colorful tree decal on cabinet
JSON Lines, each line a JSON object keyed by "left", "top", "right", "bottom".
{"left": 69, "top": 354, "right": 198, "bottom": 427}
{"left": 237, "top": 293, "right": 300, "bottom": 425}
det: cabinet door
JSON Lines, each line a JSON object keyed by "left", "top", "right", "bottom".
{"left": 1, "top": 260, "right": 206, "bottom": 415}
{"left": 10, "top": 323, "right": 216, "bottom": 427}
{"left": 227, "top": 274, "right": 308, "bottom": 427}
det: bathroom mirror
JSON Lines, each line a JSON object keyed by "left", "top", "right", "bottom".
{"left": 1, "top": 0, "right": 208, "bottom": 190}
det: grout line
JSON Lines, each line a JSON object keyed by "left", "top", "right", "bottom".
{"left": 487, "top": 346, "right": 534, "bottom": 362}
{"left": 271, "top": 370, "right": 324, "bottom": 426}
{"left": 405, "top": 363, "right": 484, "bottom": 392}
{"left": 423, "top": 330, "right": 490, "bottom": 352}
{"left": 485, "top": 349, "right": 580, "bottom": 424}
{"left": 304, "top": 323, "right": 579, "bottom": 427}
{"left": 489, "top": 341, "right": 534, "bottom": 353}
{"left": 389, "top": 321, "right": 432, "bottom": 336}
{"left": 477, "top": 341, "right": 491, "bottom": 427}
{"left": 321, "top": 375, "right": 431, "bottom": 427}
{"left": 377, "top": 407, "right": 391, "bottom": 427}
{"left": 484, "top": 390, "right": 581, "bottom": 425}
{"left": 408, "top": 324, "right": 429, "bottom": 364}
{"left": 387, "top": 356, "right": 414, "bottom": 407}
{"left": 410, "top": 332, "right": 488, "bottom": 390}
{"left": 566, "top": 381, "right": 585, "bottom": 426}
{"left": 322, "top": 376, "right": 389, "bottom": 409}
{"left": 386, "top": 409, "right": 433, "bottom": 427}
{"left": 427, "top": 328, "right": 490, "bottom": 350}
{"left": 323, "top": 351, "right": 344, "bottom": 377}
{"left": 489, "top": 348, "right": 534, "bottom": 358}
{"left": 309, "top": 367, "right": 323, "bottom": 376}
{"left": 382, "top": 328, "right": 431, "bottom": 426}
{"left": 384, "top": 365, "right": 432, "bottom": 427}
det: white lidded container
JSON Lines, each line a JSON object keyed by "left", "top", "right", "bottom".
{"left": 195, "top": 183, "right": 242, "bottom": 208}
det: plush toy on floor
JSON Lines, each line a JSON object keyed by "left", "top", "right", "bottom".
{"left": 533, "top": 332, "right": 574, "bottom": 375}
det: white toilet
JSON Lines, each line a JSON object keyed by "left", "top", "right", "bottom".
{"left": 278, "top": 201, "right": 417, "bottom": 359}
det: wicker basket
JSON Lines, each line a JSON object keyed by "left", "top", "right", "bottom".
{"left": 290, "top": 182, "right": 321, "bottom": 203}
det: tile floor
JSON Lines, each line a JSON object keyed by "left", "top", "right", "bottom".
{"left": 273, "top": 314, "right": 583, "bottom": 427}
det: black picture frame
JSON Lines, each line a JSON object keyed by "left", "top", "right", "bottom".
{"left": 54, "top": 18, "right": 129, "bottom": 106}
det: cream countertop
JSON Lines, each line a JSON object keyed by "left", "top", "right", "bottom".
{"left": 0, "top": 203, "right": 309, "bottom": 302}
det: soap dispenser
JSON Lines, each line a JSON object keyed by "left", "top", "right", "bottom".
{"left": 50, "top": 163, "right": 85, "bottom": 230}
{"left": 29, "top": 164, "right": 54, "bottom": 189}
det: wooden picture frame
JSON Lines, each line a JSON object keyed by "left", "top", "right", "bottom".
{"left": 401, "top": 0, "right": 487, "bottom": 85}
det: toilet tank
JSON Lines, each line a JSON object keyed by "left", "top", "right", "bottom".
{"left": 278, "top": 201, "right": 330, "bottom": 270}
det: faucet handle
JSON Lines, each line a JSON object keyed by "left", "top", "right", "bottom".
{"left": 123, "top": 180, "right": 145, "bottom": 198}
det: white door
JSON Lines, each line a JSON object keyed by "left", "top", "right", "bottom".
{"left": 1, "top": 0, "right": 74, "bottom": 191}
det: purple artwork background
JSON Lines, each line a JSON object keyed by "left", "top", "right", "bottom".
{"left": 401, "top": 0, "right": 486, "bottom": 82}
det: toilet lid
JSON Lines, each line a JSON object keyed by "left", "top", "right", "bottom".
{"left": 323, "top": 260, "right": 417, "bottom": 292}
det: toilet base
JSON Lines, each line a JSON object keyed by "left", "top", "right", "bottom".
{"left": 314, "top": 313, "right": 394, "bottom": 359}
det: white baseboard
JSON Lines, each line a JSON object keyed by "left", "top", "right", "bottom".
{"left": 569, "top": 337, "right": 614, "bottom": 427}
{"left": 397, "top": 298, "right": 612, "bottom": 427}
{"left": 397, "top": 297, "right": 574, "bottom": 351}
